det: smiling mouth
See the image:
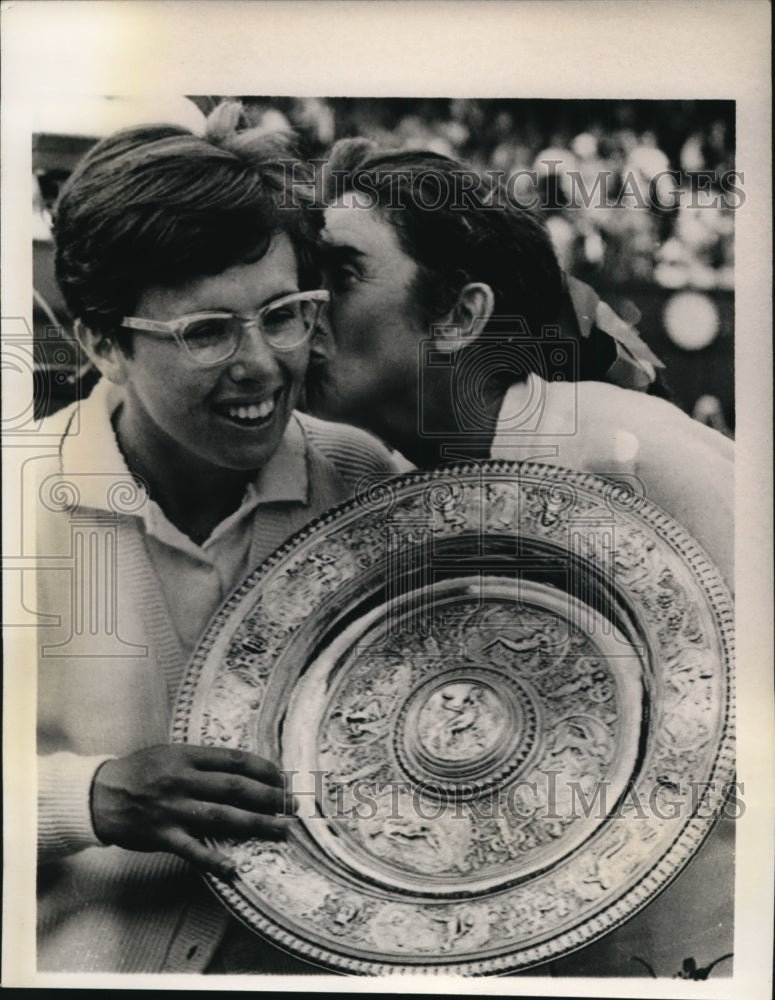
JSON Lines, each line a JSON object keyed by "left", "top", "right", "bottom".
{"left": 215, "top": 390, "right": 281, "bottom": 427}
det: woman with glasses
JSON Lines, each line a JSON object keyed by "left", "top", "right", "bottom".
{"left": 35, "top": 102, "right": 398, "bottom": 973}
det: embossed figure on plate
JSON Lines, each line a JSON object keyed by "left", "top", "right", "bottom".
{"left": 416, "top": 681, "right": 507, "bottom": 761}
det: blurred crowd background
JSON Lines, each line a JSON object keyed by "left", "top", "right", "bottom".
{"left": 31, "top": 96, "right": 735, "bottom": 432}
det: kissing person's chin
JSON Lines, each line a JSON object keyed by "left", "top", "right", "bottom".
{"left": 304, "top": 360, "right": 334, "bottom": 417}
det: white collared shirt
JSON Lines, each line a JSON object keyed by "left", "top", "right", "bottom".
{"left": 58, "top": 379, "right": 313, "bottom": 662}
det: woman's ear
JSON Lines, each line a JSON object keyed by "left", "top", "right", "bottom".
{"left": 74, "top": 319, "right": 129, "bottom": 385}
{"left": 434, "top": 283, "right": 495, "bottom": 352}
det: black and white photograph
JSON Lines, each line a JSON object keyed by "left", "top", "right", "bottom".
{"left": 2, "top": 2, "right": 772, "bottom": 994}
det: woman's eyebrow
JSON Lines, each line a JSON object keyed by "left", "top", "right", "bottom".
{"left": 257, "top": 289, "right": 303, "bottom": 308}
{"left": 186, "top": 289, "right": 301, "bottom": 315}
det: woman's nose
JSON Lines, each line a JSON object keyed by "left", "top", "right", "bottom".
{"left": 227, "top": 320, "right": 280, "bottom": 379}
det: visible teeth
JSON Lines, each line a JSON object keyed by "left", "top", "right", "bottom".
{"left": 225, "top": 399, "right": 275, "bottom": 420}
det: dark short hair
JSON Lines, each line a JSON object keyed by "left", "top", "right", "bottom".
{"left": 54, "top": 102, "right": 321, "bottom": 350}
{"left": 322, "top": 141, "right": 564, "bottom": 339}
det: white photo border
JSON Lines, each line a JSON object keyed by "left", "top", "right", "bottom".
{"left": 2, "top": 2, "right": 772, "bottom": 996}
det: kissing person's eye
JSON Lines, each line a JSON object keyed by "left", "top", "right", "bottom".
{"left": 263, "top": 303, "right": 300, "bottom": 328}
{"left": 325, "top": 266, "right": 358, "bottom": 292}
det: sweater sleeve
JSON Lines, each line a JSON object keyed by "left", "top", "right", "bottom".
{"left": 38, "top": 752, "right": 116, "bottom": 862}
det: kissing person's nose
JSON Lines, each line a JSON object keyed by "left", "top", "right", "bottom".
{"left": 309, "top": 302, "right": 334, "bottom": 362}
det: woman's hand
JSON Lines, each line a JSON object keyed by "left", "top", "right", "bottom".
{"left": 91, "top": 745, "right": 296, "bottom": 878}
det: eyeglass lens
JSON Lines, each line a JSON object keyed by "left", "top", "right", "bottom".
{"left": 181, "top": 298, "right": 321, "bottom": 364}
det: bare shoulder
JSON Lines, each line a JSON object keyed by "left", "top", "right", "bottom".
{"left": 576, "top": 380, "right": 734, "bottom": 459}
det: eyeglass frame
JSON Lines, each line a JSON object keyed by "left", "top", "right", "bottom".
{"left": 120, "top": 289, "right": 330, "bottom": 366}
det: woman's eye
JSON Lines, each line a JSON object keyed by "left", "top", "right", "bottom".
{"left": 183, "top": 319, "right": 229, "bottom": 345}
{"left": 264, "top": 305, "right": 298, "bottom": 328}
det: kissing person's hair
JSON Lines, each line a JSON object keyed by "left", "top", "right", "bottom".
{"left": 54, "top": 101, "right": 321, "bottom": 353}
{"left": 322, "top": 141, "right": 564, "bottom": 342}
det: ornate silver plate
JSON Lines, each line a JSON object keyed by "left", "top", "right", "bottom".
{"left": 172, "top": 462, "right": 734, "bottom": 975}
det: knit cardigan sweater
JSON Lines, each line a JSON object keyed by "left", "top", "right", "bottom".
{"left": 36, "top": 391, "right": 399, "bottom": 973}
